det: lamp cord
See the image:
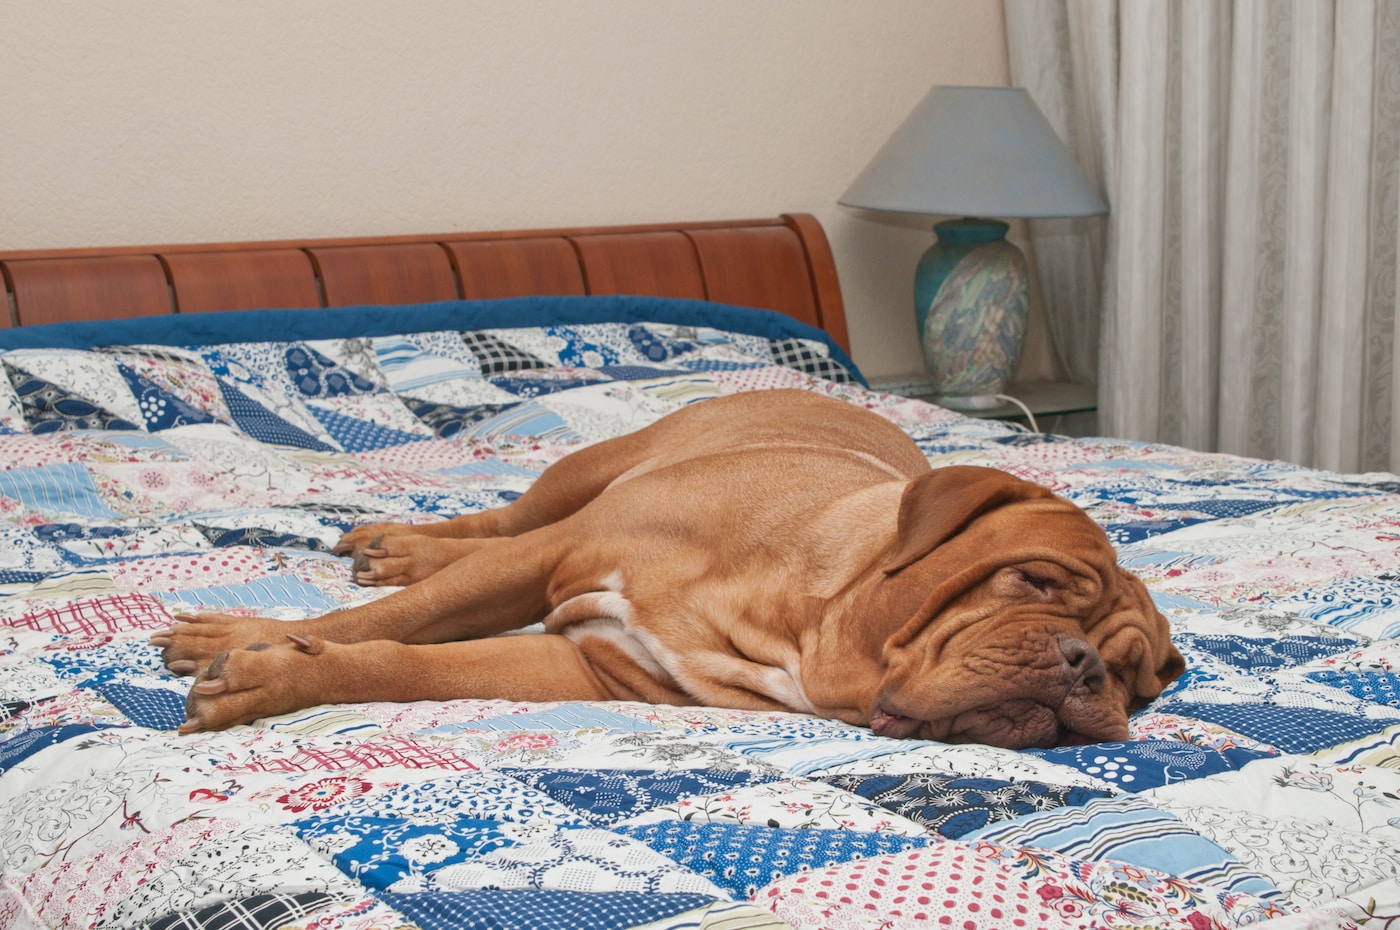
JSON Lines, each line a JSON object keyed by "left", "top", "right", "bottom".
{"left": 993, "top": 393, "right": 1039, "bottom": 434}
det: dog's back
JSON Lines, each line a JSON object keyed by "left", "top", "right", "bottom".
{"left": 597, "top": 389, "right": 931, "bottom": 489}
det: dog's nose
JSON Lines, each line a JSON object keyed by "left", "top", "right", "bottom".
{"left": 1058, "top": 636, "right": 1106, "bottom": 693}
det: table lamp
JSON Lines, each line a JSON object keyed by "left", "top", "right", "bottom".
{"left": 839, "top": 85, "right": 1107, "bottom": 411}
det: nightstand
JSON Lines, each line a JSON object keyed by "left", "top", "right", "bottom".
{"left": 911, "top": 380, "right": 1099, "bottom": 436}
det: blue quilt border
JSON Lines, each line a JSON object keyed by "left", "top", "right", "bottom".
{"left": 0, "top": 295, "right": 867, "bottom": 386}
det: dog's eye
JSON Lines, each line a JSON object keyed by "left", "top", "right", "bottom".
{"left": 1009, "top": 566, "right": 1060, "bottom": 601}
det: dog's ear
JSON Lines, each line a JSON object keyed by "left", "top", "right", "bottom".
{"left": 883, "top": 466, "right": 1047, "bottom": 573}
{"left": 1105, "top": 565, "right": 1186, "bottom": 707}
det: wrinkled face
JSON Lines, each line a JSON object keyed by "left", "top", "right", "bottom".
{"left": 867, "top": 469, "right": 1184, "bottom": 750}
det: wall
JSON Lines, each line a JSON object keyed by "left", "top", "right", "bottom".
{"left": 0, "top": 1, "right": 1041, "bottom": 386}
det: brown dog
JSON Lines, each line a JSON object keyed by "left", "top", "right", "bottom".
{"left": 152, "top": 389, "right": 1184, "bottom": 749}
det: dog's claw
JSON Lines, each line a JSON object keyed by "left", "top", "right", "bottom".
{"left": 287, "top": 633, "right": 324, "bottom": 655}
{"left": 335, "top": 525, "right": 397, "bottom": 558}
{"left": 167, "top": 659, "right": 198, "bottom": 676}
{"left": 193, "top": 678, "right": 228, "bottom": 695}
{"left": 351, "top": 545, "right": 382, "bottom": 577}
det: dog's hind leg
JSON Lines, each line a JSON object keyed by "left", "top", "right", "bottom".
{"left": 334, "top": 424, "right": 665, "bottom": 556}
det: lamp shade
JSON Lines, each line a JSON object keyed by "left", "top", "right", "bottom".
{"left": 839, "top": 85, "right": 1107, "bottom": 219}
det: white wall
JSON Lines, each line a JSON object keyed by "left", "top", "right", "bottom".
{"left": 0, "top": 1, "right": 1039, "bottom": 385}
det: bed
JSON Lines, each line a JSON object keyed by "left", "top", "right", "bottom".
{"left": 0, "top": 213, "right": 1396, "bottom": 930}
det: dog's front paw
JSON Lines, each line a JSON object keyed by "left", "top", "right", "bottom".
{"left": 333, "top": 522, "right": 416, "bottom": 557}
{"left": 179, "top": 635, "right": 326, "bottom": 734}
{"left": 350, "top": 534, "right": 479, "bottom": 587}
{"left": 150, "top": 612, "right": 286, "bottom": 677}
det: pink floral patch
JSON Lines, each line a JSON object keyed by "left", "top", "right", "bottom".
{"left": 276, "top": 776, "right": 374, "bottom": 813}
{"left": 492, "top": 732, "right": 559, "bottom": 756}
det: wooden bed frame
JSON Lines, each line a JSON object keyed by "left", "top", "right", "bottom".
{"left": 0, "top": 213, "right": 849, "bottom": 351}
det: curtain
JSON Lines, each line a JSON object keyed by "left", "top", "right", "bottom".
{"left": 1004, "top": 0, "right": 1400, "bottom": 473}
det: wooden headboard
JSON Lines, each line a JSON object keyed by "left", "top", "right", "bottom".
{"left": 0, "top": 213, "right": 849, "bottom": 352}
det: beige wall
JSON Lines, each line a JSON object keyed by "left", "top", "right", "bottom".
{"left": 0, "top": 1, "right": 1042, "bottom": 386}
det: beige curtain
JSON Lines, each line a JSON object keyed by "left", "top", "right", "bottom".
{"left": 1005, "top": 0, "right": 1400, "bottom": 473}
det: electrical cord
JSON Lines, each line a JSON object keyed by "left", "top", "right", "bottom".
{"left": 993, "top": 393, "right": 1039, "bottom": 433}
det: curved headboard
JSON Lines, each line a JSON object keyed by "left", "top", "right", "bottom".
{"left": 0, "top": 213, "right": 849, "bottom": 352}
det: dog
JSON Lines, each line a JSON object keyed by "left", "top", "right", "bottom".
{"left": 152, "top": 389, "right": 1184, "bottom": 749}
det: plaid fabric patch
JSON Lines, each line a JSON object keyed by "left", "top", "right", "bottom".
{"left": 399, "top": 397, "right": 519, "bottom": 439}
{"left": 2, "top": 593, "right": 173, "bottom": 635}
{"left": 767, "top": 338, "right": 854, "bottom": 383}
{"left": 460, "top": 332, "right": 551, "bottom": 376}
{"left": 144, "top": 891, "right": 341, "bottom": 930}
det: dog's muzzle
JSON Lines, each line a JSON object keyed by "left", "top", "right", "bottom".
{"left": 869, "top": 634, "right": 1120, "bottom": 748}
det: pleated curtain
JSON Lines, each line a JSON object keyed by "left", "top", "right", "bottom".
{"left": 1004, "top": 0, "right": 1400, "bottom": 473}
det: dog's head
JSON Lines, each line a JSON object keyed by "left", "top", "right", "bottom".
{"left": 865, "top": 465, "right": 1184, "bottom": 749}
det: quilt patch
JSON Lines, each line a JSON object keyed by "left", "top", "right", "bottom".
{"left": 498, "top": 768, "right": 784, "bottom": 826}
{"left": 144, "top": 891, "right": 344, "bottom": 930}
{"left": 5, "top": 360, "right": 142, "bottom": 433}
{"left": 378, "top": 888, "right": 720, "bottom": 930}
{"left": 1021, "top": 740, "right": 1276, "bottom": 791}
{"left": 818, "top": 771, "right": 1112, "bottom": 837}
{"left": 616, "top": 820, "right": 928, "bottom": 899}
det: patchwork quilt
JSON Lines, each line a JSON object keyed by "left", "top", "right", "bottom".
{"left": 0, "top": 301, "right": 1398, "bottom": 930}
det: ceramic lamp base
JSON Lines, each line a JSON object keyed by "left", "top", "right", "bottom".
{"left": 935, "top": 392, "right": 1002, "bottom": 412}
{"left": 915, "top": 218, "right": 1030, "bottom": 407}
